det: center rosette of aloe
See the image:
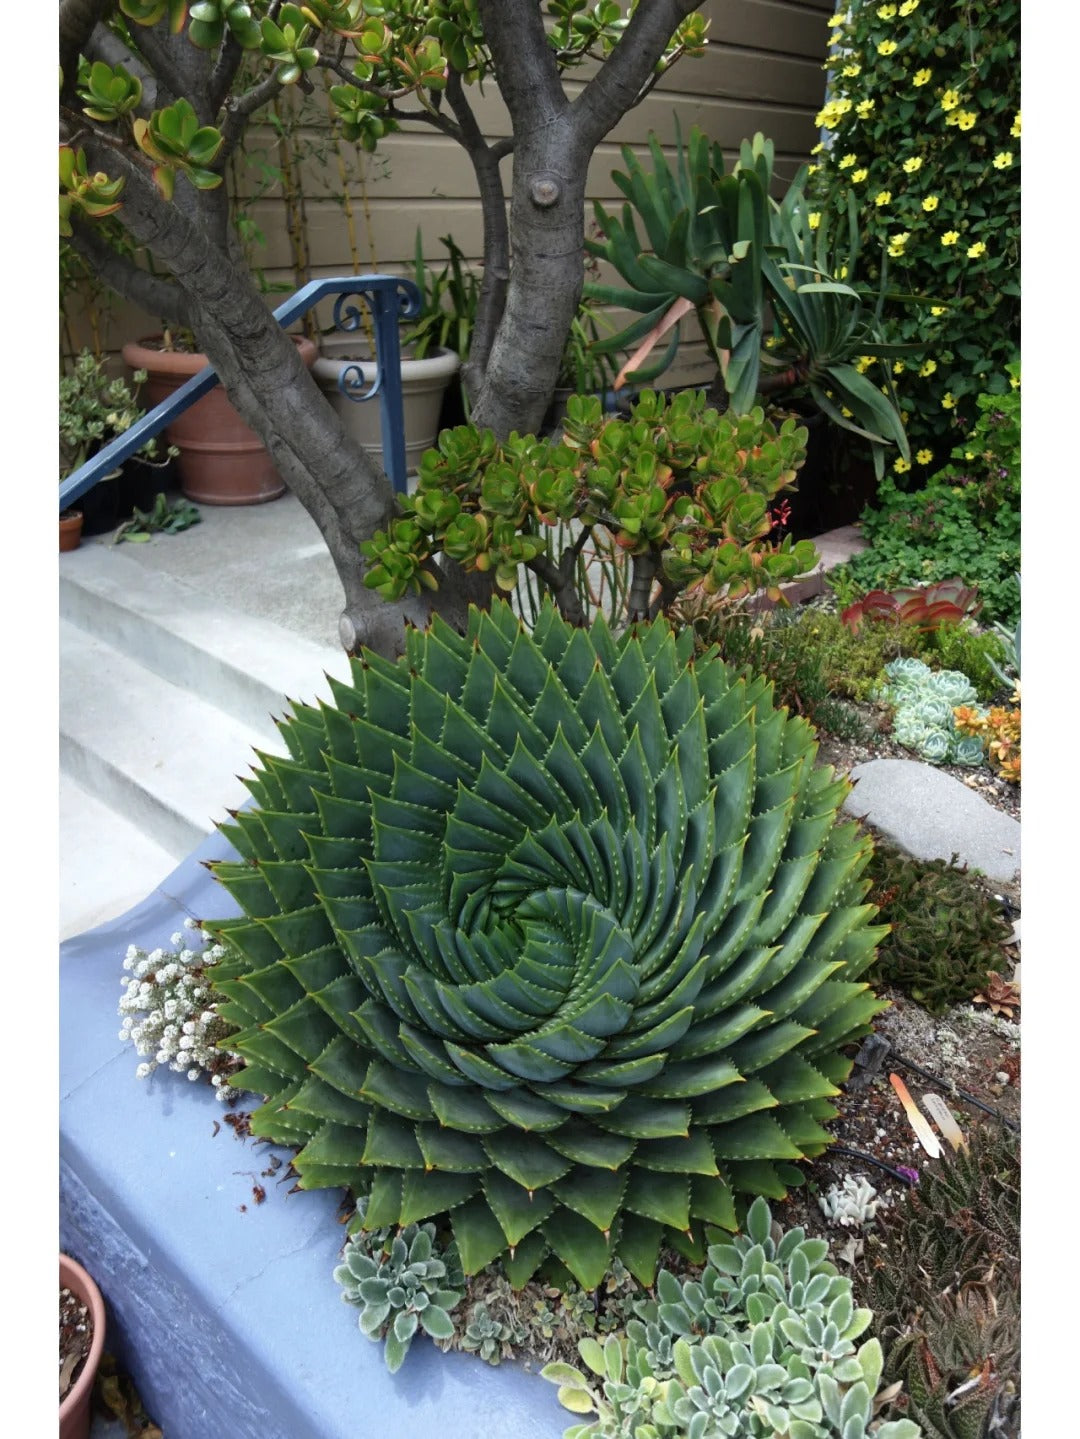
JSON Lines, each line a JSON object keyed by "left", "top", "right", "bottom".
{"left": 205, "top": 600, "right": 885, "bottom": 1288}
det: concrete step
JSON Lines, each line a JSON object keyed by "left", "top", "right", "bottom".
{"left": 59, "top": 543, "right": 351, "bottom": 742}
{"left": 60, "top": 619, "right": 274, "bottom": 860}
{"left": 59, "top": 777, "right": 179, "bottom": 942}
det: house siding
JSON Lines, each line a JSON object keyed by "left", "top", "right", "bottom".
{"left": 63, "top": 0, "right": 833, "bottom": 390}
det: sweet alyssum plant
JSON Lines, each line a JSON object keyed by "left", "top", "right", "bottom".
{"left": 119, "top": 918, "right": 240, "bottom": 1100}
{"left": 203, "top": 600, "right": 887, "bottom": 1291}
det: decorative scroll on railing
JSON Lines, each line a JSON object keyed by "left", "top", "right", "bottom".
{"left": 59, "top": 274, "right": 422, "bottom": 513}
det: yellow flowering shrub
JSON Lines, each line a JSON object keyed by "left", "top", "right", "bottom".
{"left": 808, "top": 0, "right": 1019, "bottom": 467}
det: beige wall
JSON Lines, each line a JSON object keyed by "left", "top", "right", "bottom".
{"left": 63, "top": 0, "right": 833, "bottom": 386}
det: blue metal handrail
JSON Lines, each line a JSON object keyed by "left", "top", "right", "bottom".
{"left": 59, "top": 274, "right": 422, "bottom": 511}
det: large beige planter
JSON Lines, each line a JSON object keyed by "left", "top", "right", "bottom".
{"left": 312, "top": 337, "right": 460, "bottom": 482}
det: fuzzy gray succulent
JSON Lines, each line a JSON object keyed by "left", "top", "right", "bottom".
{"left": 875, "top": 659, "right": 986, "bottom": 766}
{"left": 817, "top": 1176, "right": 888, "bottom": 1230}
{"left": 333, "top": 1204, "right": 465, "bottom": 1371}
{"left": 458, "top": 1299, "right": 530, "bottom": 1365}
{"left": 542, "top": 1197, "right": 922, "bottom": 1438}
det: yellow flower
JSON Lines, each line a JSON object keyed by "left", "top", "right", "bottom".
{"left": 941, "top": 230, "right": 959, "bottom": 246}
{"left": 811, "top": 142, "right": 824, "bottom": 155}
{"left": 839, "top": 153, "right": 857, "bottom": 169}
{"left": 827, "top": 12, "right": 847, "bottom": 25}
{"left": 808, "top": 212, "right": 821, "bottom": 230}
{"left": 856, "top": 99, "right": 875, "bottom": 119}
{"left": 1009, "top": 372, "right": 1019, "bottom": 389}
{"left": 916, "top": 448, "right": 933, "bottom": 465}
{"left": 842, "top": 63, "right": 861, "bottom": 77}
{"left": 887, "top": 232, "right": 911, "bottom": 258}
{"left": 913, "top": 68, "right": 932, "bottom": 86}
{"left": 930, "top": 305, "right": 946, "bottom": 316}
{"left": 993, "top": 151, "right": 1013, "bottom": 169}
{"left": 899, "top": 0, "right": 919, "bottom": 14}
{"left": 967, "top": 240, "right": 987, "bottom": 258}
{"left": 893, "top": 360, "right": 906, "bottom": 375}
{"left": 877, "top": 40, "right": 898, "bottom": 56}
{"left": 875, "top": 190, "right": 892, "bottom": 207}
{"left": 855, "top": 356, "right": 873, "bottom": 374}
{"left": 894, "top": 457, "right": 911, "bottom": 474}
{"left": 920, "top": 359, "right": 937, "bottom": 377}
{"left": 807, "top": 164, "right": 819, "bottom": 176}
{"left": 836, "top": 263, "right": 849, "bottom": 279}
{"left": 942, "top": 392, "right": 957, "bottom": 409}
{"left": 941, "top": 89, "right": 960, "bottom": 111}
{"left": 1010, "top": 110, "right": 1021, "bottom": 137}
{"left": 921, "top": 194, "right": 939, "bottom": 212}
{"left": 851, "top": 168, "right": 869, "bottom": 183}
{"left": 965, "top": 451, "right": 975, "bottom": 460}
{"left": 902, "top": 156, "right": 922, "bottom": 174}
{"left": 877, "top": 3, "right": 897, "bottom": 16}
{"left": 956, "top": 110, "right": 977, "bottom": 131}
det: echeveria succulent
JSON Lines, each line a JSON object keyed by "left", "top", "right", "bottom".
{"left": 206, "top": 601, "right": 886, "bottom": 1288}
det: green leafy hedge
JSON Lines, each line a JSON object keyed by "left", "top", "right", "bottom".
{"left": 808, "top": 0, "right": 1020, "bottom": 465}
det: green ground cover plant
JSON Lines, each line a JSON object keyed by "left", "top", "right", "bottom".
{"left": 864, "top": 845, "right": 1012, "bottom": 1013}
{"left": 840, "top": 370, "right": 1020, "bottom": 629}
{"left": 808, "top": 0, "right": 1020, "bottom": 465}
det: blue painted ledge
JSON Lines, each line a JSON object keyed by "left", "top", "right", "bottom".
{"left": 61, "top": 829, "right": 568, "bottom": 1439}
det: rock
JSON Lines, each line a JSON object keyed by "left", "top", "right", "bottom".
{"left": 842, "top": 758, "right": 1021, "bottom": 884}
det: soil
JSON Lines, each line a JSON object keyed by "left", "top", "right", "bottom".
{"left": 60, "top": 1284, "right": 92, "bottom": 1402}
{"left": 774, "top": 986, "right": 1020, "bottom": 1259}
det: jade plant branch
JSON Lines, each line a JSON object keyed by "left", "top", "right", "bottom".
{"left": 59, "top": 1, "right": 706, "bottom": 651}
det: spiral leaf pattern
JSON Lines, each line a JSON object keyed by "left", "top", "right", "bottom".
{"left": 207, "top": 601, "right": 886, "bottom": 1288}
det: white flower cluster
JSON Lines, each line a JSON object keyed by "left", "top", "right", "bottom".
{"left": 817, "top": 1174, "right": 889, "bottom": 1229}
{"left": 118, "top": 918, "right": 240, "bottom": 1101}
{"left": 875, "top": 658, "right": 987, "bottom": 765}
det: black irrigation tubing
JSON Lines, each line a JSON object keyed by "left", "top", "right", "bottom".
{"left": 889, "top": 1049, "right": 1020, "bottom": 1134}
{"left": 829, "top": 1145, "right": 919, "bottom": 1187}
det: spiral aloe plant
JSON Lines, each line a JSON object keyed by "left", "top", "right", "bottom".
{"left": 205, "top": 601, "right": 887, "bottom": 1289}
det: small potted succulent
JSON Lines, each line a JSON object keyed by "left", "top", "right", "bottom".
{"left": 59, "top": 349, "right": 176, "bottom": 542}
{"left": 60, "top": 1252, "right": 106, "bottom": 1439}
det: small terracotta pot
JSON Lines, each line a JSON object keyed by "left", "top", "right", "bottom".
{"left": 122, "top": 334, "right": 317, "bottom": 506}
{"left": 60, "top": 1254, "right": 106, "bottom": 1439}
{"left": 60, "top": 510, "right": 83, "bottom": 552}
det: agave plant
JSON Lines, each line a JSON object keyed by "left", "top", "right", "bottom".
{"left": 586, "top": 127, "right": 914, "bottom": 475}
{"left": 205, "top": 601, "right": 886, "bottom": 1289}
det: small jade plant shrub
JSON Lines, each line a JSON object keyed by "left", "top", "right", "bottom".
{"left": 361, "top": 388, "right": 816, "bottom": 625}
{"left": 119, "top": 919, "right": 240, "bottom": 1099}
{"left": 865, "top": 845, "right": 1012, "bottom": 1013}
{"left": 333, "top": 1198, "right": 465, "bottom": 1372}
{"left": 542, "top": 1197, "right": 920, "bottom": 1438}
{"left": 204, "top": 600, "right": 887, "bottom": 1293}
{"left": 874, "top": 658, "right": 986, "bottom": 765}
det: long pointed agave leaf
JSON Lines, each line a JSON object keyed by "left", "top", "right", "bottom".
{"left": 205, "top": 601, "right": 885, "bottom": 1289}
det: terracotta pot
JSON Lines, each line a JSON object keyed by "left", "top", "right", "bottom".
{"left": 122, "top": 335, "right": 318, "bottom": 506}
{"left": 60, "top": 1254, "right": 106, "bottom": 1439}
{"left": 312, "top": 339, "right": 460, "bottom": 482}
{"left": 60, "top": 510, "right": 83, "bottom": 552}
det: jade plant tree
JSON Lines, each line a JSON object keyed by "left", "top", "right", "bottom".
{"left": 361, "top": 387, "right": 818, "bottom": 625}
{"left": 203, "top": 599, "right": 887, "bottom": 1291}
{"left": 58, "top": 1, "right": 709, "bottom": 654}
{"left": 585, "top": 128, "right": 916, "bottom": 477}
